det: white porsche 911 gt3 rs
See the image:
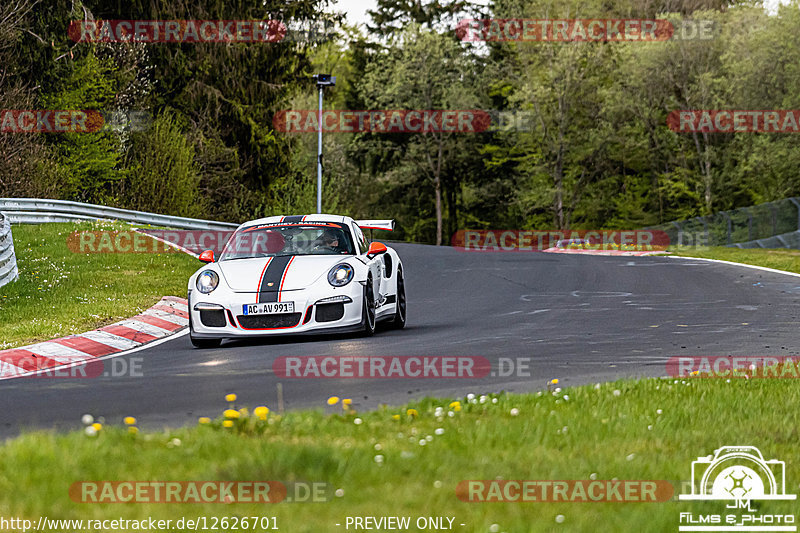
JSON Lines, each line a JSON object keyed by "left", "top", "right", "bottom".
{"left": 187, "top": 214, "right": 406, "bottom": 348}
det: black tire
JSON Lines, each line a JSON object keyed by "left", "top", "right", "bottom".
{"left": 188, "top": 300, "right": 222, "bottom": 349}
{"left": 361, "top": 276, "right": 376, "bottom": 336}
{"left": 191, "top": 334, "right": 222, "bottom": 349}
{"left": 389, "top": 268, "right": 406, "bottom": 329}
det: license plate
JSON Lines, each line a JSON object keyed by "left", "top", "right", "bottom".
{"left": 243, "top": 302, "right": 295, "bottom": 315}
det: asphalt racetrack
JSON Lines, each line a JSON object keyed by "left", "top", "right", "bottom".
{"left": 3, "top": 243, "right": 799, "bottom": 437}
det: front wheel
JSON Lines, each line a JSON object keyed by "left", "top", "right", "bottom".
{"left": 389, "top": 268, "right": 406, "bottom": 329}
{"left": 361, "top": 277, "right": 376, "bottom": 336}
{"left": 190, "top": 335, "right": 222, "bottom": 349}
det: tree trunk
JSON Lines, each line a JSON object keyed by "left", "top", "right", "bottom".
{"left": 434, "top": 137, "right": 443, "bottom": 246}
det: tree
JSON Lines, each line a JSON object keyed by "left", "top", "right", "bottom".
{"left": 360, "top": 25, "right": 484, "bottom": 245}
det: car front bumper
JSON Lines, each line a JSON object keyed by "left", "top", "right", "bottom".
{"left": 188, "top": 284, "right": 364, "bottom": 339}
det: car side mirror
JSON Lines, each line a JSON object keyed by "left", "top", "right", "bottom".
{"left": 199, "top": 250, "right": 215, "bottom": 263}
{"left": 367, "top": 241, "right": 387, "bottom": 258}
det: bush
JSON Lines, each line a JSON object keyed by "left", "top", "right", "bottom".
{"left": 116, "top": 110, "right": 206, "bottom": 218}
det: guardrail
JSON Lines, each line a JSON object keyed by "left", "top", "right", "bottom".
{"left": 0, "top": 198, "right": 239, "bottom": 231}
{"left": 645, "top": 197, "right": 800, "bottom": 248}
{"left": 0, "top": 213, "right": 19, "bottom": 288}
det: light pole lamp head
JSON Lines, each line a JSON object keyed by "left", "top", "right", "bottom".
{"left": 313, "top": 74, "right": 336, "bottom": 87}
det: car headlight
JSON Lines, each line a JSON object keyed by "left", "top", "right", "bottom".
{"left": 328, "top": 263, "right": 354, "bottom": 287}
{"left": 196, "top": 270, "right": 219, "bottom": 294}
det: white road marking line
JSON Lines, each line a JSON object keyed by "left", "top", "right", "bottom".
{"left": 668, "top": 255, "right": 800, "bottom": 279}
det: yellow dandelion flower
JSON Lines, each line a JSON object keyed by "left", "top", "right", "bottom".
{"left": 198, "top": 417, "right": 211, "bottom": 425}
{"left": 238, "top": 407, "right": 249, "bottom": 416}
{"left": 225, "top": 393, "right": 237, "bottom": 402}
{"left": 406, "top": 408, "right": 418, "bottom": 417}
{"left": 223, "top": 409, "right": 240, "bottom": 419}
{"left": 343, "top": 398, "right": 353, "bottom": 406}
{"left": 327, "top": 396, "right": 340, "bottom": 406}
{"left": 550, "top": 378, "right": 559, "bottom": 385}
{"left": 392, "top": 414, "right": 400, "bottom": 420}
{"left": 449, "top": 401, "right": 461, "bottom": 411}
{"left": 128, "top": 426, "right": 139, "bottom": 434}
{"left": 254, "top": 406, "right": 269, "bottom": 419}
{"left": 223, "top": 420, "right": 234, "bottom": 428}
{"left": 91, "top": 422, "right": 102, "bottom": 431}
{"left": 123, "top": 416, "right": 136, "bottom": 426}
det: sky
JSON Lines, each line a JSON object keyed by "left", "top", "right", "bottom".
{"left": 332, "top": 0, "right": 794, "bottom": 25}
{"left": 334, "top": 0, "right": 378, "bottom": 28}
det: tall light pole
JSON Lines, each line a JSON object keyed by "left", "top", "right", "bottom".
{"left": 313, "top": 74, "right": 335, "bottom": 214}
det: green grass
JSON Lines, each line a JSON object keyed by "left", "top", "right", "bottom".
{"left": 670, "top": 245, "right": 800, "bottom": 274}
{"left": 0, "top": 221, "right": 199, "bottom": 349}
{"left": 3, "top": 234, "right": 800, "bottom": 531}
{"left": 1, "top": 379, "right": 799, "bottom": 532}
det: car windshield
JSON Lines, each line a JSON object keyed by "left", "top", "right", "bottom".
{"left": 218, "top": 223, "right": 355, "bottom": 260}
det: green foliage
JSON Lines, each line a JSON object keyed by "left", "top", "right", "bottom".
{"left": 4, "top": 377, "right": 800, "bottom": 531}
{"left": 42, "top": 50, "right": 122, "bottom": 203}
{"left": 9, "top": 0, "right": 800, "bottom": 242}
{"left": 116, "top": 110, "right": 205, "bottom": 218}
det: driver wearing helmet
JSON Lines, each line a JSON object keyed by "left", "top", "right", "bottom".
{"left": 313, "top": 228, "right": 343, "bottom": 253}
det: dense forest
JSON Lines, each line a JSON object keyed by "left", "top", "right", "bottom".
{"left": 0, "top": 0, "right": 798, "bottom": 244}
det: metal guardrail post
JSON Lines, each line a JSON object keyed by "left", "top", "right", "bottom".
{"left": 0, "top": 212, "right": 19, "bottom": 289}
{"left": 746, "top": 208, "right": 753, "bottom": 241}
{"left": 692, "top": 216, "right": 709, "bottom": 246}
{"left": 670, "top": 221, "right": 683, "bottom": 246}
{"left": 789, "top": 198, "right": 800, "bottom": 231}
{"left": 770, "top": 202, "right": 778, "bottom": 236}
{"left": 720, "top": 211, "right": 732, "bottom": 245}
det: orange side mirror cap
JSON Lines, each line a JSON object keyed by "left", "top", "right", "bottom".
{"left": 367, "top": 242, "right": 388, "bottom": 258}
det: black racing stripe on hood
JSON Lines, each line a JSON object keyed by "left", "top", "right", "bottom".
{"left": 258, "top": 255, "right": 293, "bottom": 303}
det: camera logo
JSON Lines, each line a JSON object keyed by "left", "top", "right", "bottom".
{"left": 678, "top": 446, "right": 796, "bottom": 533}
{"left": 680, "top": 446, "right": 795, "bottom": 502}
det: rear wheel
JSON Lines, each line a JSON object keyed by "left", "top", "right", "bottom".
{"left": 389, "top": 268, "right": 406, "bottom": 329}
{"left": 361, "top": 276, "right": 376, "bottom": 336}
{"left": 188, "top": 298, "right": 222, "bottom": 349}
